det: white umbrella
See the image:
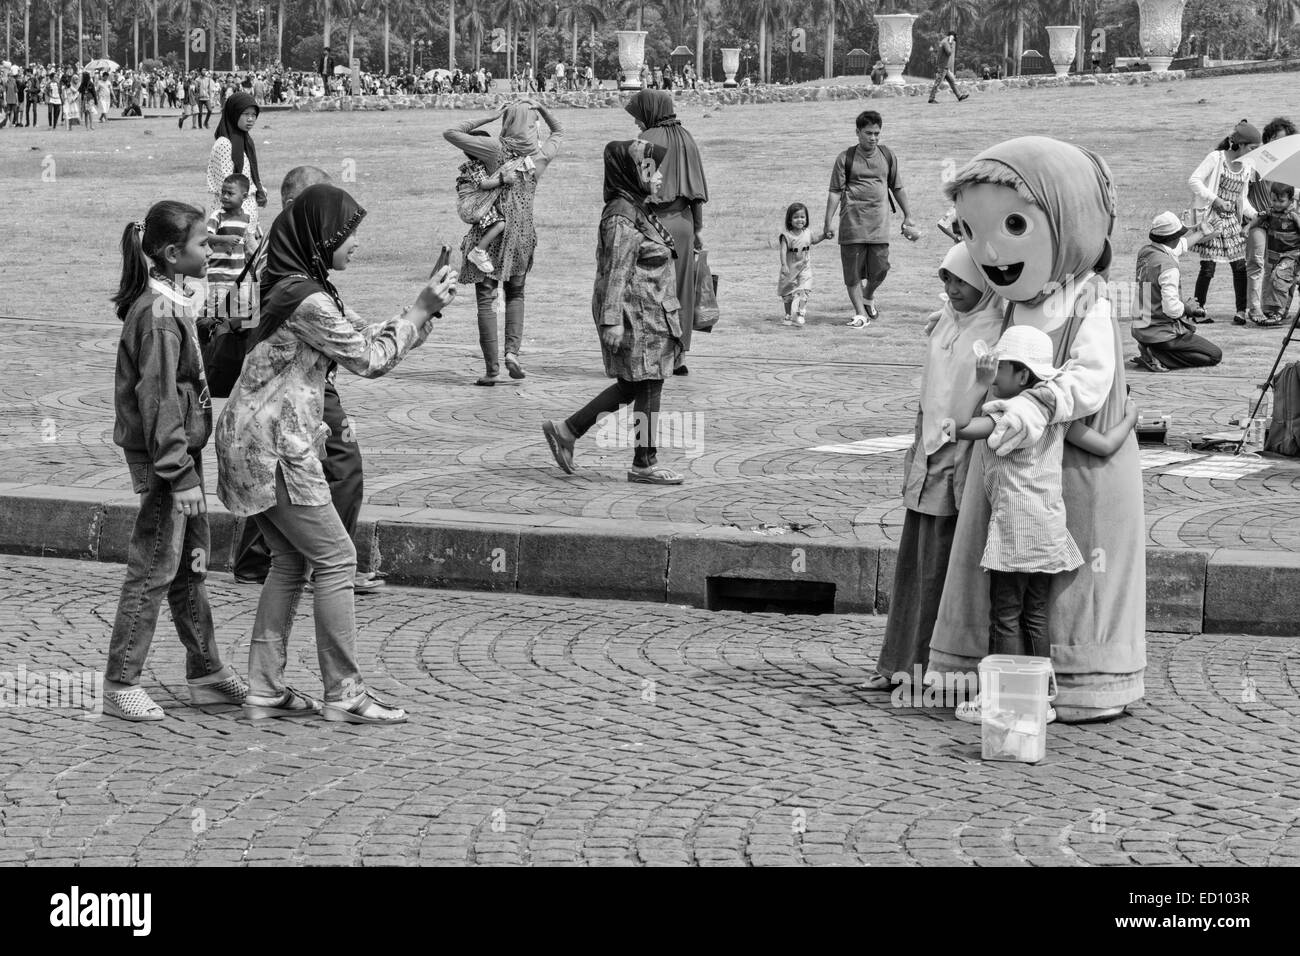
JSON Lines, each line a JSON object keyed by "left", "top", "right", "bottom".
{"left": 1243, "top": 134, "right": 1300, "bottom": 189}
{"left": 423, "top": 68, "right": 451, "bottom": 80}
{"left": 84, "top": 57, "right": 120, "bottom": 73}
{"left": 333, "top": 64, "right": 351, "bottom": 75}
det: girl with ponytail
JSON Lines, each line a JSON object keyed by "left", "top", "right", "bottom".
{"left": 104, "top": 201, "right": 249, "bottom": 721}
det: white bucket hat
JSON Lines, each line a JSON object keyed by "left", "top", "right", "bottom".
{"left": 994, "top": 325, "right": 1061, "bottom": 382}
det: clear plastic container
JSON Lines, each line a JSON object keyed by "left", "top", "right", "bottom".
{"left": 979, "top": 655, "right": 1056, "bottom": 764}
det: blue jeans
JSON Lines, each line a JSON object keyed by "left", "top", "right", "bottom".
{"left": 988, "top": 570, "right": 1052, "bottom": 658}
{"left": 475, "top": 275, "right": 526, "bottom": 376}
{"left": 248, "top": 466, "right": 364, "bottom": 702}
{"left": 106, "top": 455, "right": 226, "bottom": 685}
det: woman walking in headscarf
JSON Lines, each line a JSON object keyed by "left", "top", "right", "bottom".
{"left": 626, "top": 89, "right": 709, "bottom": 376}
{"left": 77, "top": 71, "right": 96, "bottom": 131}
{"left": 541, "top": 140, "right": 686, "bottom": 485}
{"left": 215, "top": 184, "right": 458, "bottom": 723}
{"left": 443, "top": 99, "right": 565, "bottom": 385}
{"left": 206, "top": 91, "right": 267, "bottom": 226}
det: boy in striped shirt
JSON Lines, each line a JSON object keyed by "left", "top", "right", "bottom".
{"left": 204, "top": 173, "right": 261, "bottom": 326}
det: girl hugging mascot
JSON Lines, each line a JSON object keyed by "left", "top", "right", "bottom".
{"left": 929, "top": 136, "right": 1146, "bottom": 723}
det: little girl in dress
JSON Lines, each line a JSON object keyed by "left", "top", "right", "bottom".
{"left": 777, "top": 202, "right": 829, "bottom": 326}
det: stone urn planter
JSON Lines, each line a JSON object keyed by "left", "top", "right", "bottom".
{"left": 874, "top": 13, "right": 918, "bottom": 86}
{"left": 1046, "top": 25, "right": 1080, "bottom": 76}
{"left": 1138, "top": 0, "right": 1187, "bottom": 72}
{"left": 721, "top": 48, "right": 740, "bottom": 87}
{"left": 617, "top": 30, "right": 648, "bottom": 90}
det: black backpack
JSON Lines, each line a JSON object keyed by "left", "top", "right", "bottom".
{"left": 1264, "top": 362, "right": 1300, "bottom": 457}
{"left": 841, "top": 142, "right": 900, "bottom": 213}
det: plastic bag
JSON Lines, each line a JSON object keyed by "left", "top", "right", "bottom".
{"left": 694, "top": 250, "right": 720, "bottom": 332}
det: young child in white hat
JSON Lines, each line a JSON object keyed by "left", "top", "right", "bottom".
{"left": 942, "top": 325, "right": 1138, "bottom": 722}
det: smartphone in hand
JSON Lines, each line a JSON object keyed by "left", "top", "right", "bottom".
{"left": 430, "top": 244, "right": 452, "bottom": 279}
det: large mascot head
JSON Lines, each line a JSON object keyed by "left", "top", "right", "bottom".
{"left": 945, "top": 136, "right": 1117, "bottom": 307}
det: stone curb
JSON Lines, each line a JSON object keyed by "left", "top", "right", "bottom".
{"left": 0, "top": 484, "right": 1288, "bottom": 636}
{"left": 287, "top": 70, "right": 1188, "bottom": 113}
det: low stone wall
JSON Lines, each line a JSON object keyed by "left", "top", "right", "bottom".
{"left": 291, "top": 71, "right": 1187, "bottom": 112}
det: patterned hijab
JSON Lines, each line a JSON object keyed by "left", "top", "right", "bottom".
{"left": 602, "top": 140, "right": 675, "bottom": 257}
{"left": 625, "top": 90, "right": 709, "bottom": 204}
{"left": 254, "top": 184, "right": 366, "bottom": 345}
{"left": 499, "top": 103, "right": 539, "bottom": 157}
{"left": 215, "top": 91, "right": 262, "bottom": 193}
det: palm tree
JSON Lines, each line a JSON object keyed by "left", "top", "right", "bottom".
{"left": 458, "top": 0, "right": 486, "bottom": 70}
{"left": 617, "top": 0, "right": 658, "bottom": 31}
{"left": 335, "top": 0, "right": 370, "bottom": 65}
{"left": 1264, "top": 0, "right": 1300, "bottom": 54}
{"left": 820, "top": 0, "right": 868, "bottom": 79}
{"left": 558, "top": 0, "right": 603, "bottom": 70}
{"left": 316, "top": 0, "right": 332, "bottom": 50}
{"left": 929, "top": 0, "right": 978, "bottom": 35}
{"left": 987, "top": 0, "right": 1042, "bottom": 75}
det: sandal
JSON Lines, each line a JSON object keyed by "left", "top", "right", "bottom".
{"left": 474, "top": 374, "right": 499, "bottom": 386}
{"left": 323, "top": 690, "right": 408, "bottom": 724}
{"left": 1252, "top": 313, "right": 1285, "bottom": 328}
{"left": 242, "top": 686, "right": 322, "bottom": 720}
{"left": 542, "top": 420, "right": 576, "bottom": 474}
{"left": 864, "top": 303, "right": 880, "bottom": 322}
{"left": 627, "top": 465, "right": 685, "bottom": 485}
{"left": 861, "top": 673, "right": 894, "bottom": 692}
{"left": 845, "top": 314, "right": 868, "bottom": 328}
{"left": 103, "top": 686, "right": 165, "bottom": 722}
{"left": 188, "top": 669, "right": 249, "bottom": 706}
{"left": 504, "top": 352, "right": 526, "bottom": 379}
{"left": 1133, "top": 354, "right": 1168, "bottom": 373}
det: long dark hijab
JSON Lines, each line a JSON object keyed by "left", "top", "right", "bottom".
{"left": 602, "top": 140, "right": 676, "bottom": 258}
{"left": 252, "top": 183, "right": 366, "bottom": 346}
{"left": 624, "top": 90, "right": 709, "bottom": 204}
{"left": 214, "top": 91, "right": 262, "bottom": 193}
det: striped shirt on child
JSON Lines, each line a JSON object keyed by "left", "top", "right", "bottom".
{"left": 206, "top": 207, "right": 255, "bottom": 284}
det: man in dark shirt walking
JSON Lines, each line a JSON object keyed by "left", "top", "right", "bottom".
{"left": 929, "top": 32, "right": 968, "bottom": 104}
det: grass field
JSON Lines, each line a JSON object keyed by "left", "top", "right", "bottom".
{"left": 1, "top": 73, "right": 1293, "bottom": 375}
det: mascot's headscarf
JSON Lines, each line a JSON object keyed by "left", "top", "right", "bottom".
{"left": 958, "top": 136, "right": 1116, "bottom": 307}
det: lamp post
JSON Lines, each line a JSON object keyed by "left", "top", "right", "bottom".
{"left": 257, "top": 6, "right": 264, "bottom": 64}
{"left": 415, "top": 38, "right": 428, "bottom": 70}
{"left": 238, "top": 32, "right": 257, "bottom": 70}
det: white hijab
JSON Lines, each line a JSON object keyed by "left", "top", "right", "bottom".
{"left": 920, "top": 245, "right": 1006, "bottom": 455}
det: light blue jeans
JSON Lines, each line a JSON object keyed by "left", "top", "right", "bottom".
{"left": 1246, "top": 226, "right": 1266, "bottom": 316}
{"left": 248, "top": 467, "right": 365, "bottom": 702}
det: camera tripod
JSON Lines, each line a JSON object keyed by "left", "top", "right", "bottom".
{"left": 1235, "top": 264, "right": 1300, "bottom": 454}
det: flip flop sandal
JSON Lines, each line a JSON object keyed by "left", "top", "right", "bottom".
{"left": 627, "top": 465, "right": 685, "bottom": 485}
{"left": 103, "top": 686, "right": 165, "bottom": 722}
{"left": 860, "top": 673, "right": 894, "bottom": 692}
{"left": 188, "top": 671, "right": 249, "bottom": 706}
{"left": 1133, "top": 355, "right": 1168, "bottom": 373}
{"left": 323, "top": 690, "right": 408, "bottom": 724}
{"left": 864, "top": 304, "right": 880, "bottom": 321}
{"left": 242, "top": 686, "right": 322, "bottom": 720}
{"left": 542, "top": 420, "right": 576, "bottom": 474}
{"left": 845, "top": 315, "right": 868, "bottom": 328}
{"left": 504, "top": 353, "right": 526, "bottom": 379}
{"left": 474, "top": 375, "right": 499, "bottom": 386}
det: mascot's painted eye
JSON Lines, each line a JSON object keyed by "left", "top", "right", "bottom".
{"left": 1003, "top": 213, "right": 1032, "bottom": 237}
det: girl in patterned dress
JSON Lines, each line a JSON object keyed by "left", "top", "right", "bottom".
{"left": 777, "top": 203, "right": 829, "bottom": 326}
{"left": 1188, "top": 121, "right": 1261, "bottom": 324}
{"left": 943, "top": 326, "right": 1138, "bottom": 723}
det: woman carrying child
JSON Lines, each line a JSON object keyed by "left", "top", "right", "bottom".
{"left": 443, "top": 100, "right": 565, "bottom": 385}
{"left": 776, "top": 203, "right": 830, "bottom": 326}
{"left": 864, "top": 244, "right": 1003, "bottom": 691}
{"left": 104, "top": 202, "right": 248, "bottom": 720}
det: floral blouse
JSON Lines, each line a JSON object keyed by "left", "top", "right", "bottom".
{"left": 215, "top": 291, "right": 428, "bottom": 516}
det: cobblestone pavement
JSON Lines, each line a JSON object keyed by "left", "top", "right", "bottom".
{"left": 3, "top": 317, "right": 1300, "bottom": 551}
{"left": 2, "top": 556, "right": 1298, "bottom": 867}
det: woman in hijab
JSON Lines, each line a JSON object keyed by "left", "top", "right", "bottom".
{"left": 443, "top": 99, "right": 565, "bottom": 384}
{"left": 864, "top": 244, "right": 1004, "bottom": 691}
{"left": 215, "top": 184, "right": 458, "bottom": 724}
{"left": 541, "top": 140, "right": 686, "bottom": 485}
{"left": 929, "top": 136, "right": 1145, "bottom": 724}
{"left": 206, "top": 91, "right": 266, "bottom": 226}
{"left": 626, "top": 89, "right": 709, "bottom": 375}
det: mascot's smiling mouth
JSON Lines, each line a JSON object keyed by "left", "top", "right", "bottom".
{"left": 981, "top": 262, "right": 1024, "bottom": 286}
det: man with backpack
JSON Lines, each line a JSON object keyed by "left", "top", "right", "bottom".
{"left": 824, "top": 110, "right": 919, "bottom": 328}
